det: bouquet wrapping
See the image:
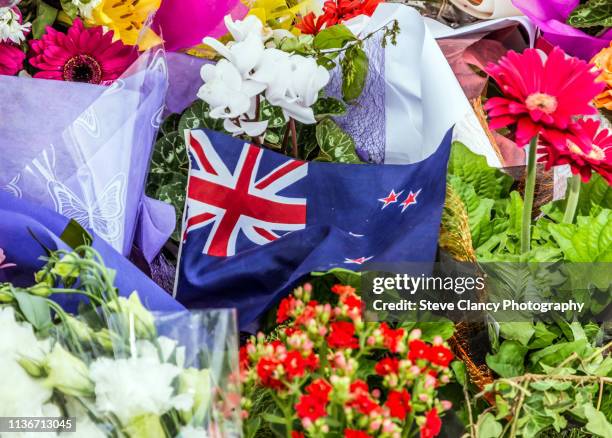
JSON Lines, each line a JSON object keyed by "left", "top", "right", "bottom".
{"left": 0, "top": 48, "right": 173, "bottom": 262}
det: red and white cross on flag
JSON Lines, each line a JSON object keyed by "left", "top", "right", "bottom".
{"left": 183, "top": 131, "right": 309, "bottom": 257}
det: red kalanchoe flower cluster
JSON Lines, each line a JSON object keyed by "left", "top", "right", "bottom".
{"left": 297, "top": 0, "right": 384, "bottom": 35}
{"left": 484, "top": 47, "right": 603, "bottom": 148}
{"left": 241, "top": 283, "right": 454, "bottom": 437}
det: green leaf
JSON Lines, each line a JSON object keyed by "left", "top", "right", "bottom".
{"left": 506, "top": 191, "right": 524, "bottom": 237}
{"left": 576, "top": 173, "right": 612, "bottom": 216}
{"left": 451, "top": 361, "right": 467, "bottom": 387}
{"left": 60, "top": 0, "right": 79, "bottom": 18}
{"left": 548, "top": 209, "right": 612, "bottom": 262}
{"left": 177, "top": 100, "right": 225, "bottom": 135}
{"left": 568, "top": 0, "right": 612, "bottom": 28}
{"left": 313, "top": 97, "right": 347, "bottom": 120}
{"left": 416, "top": 319, "right": 455, "bottom": 342}
{"left": 448, "top": 142, "right": 513, "bottom": 200}
{"left": 486, "top": 340, "right": 527, "bottom": 377}
{"left": 499, "top": 322, "right": 535, "bottom": 346}
{"left": 341, "top": 45, "right": 369, "bottom": 102}
{"left": 528, "top": 322, "right": 558, "bottom": 349}
{"left": 478, "top": 413, "right": 503, "bottom": 438}
{"left": 14, "top": 291, "right": 52, "bottom": 332}
{"left": 529, "top": 339, "right": 589, "bottom": 370}
{"left": 32, "top": 2, "right": 59, "bottom": 39}
{"left": 584, "top": 403, "right": 612, "bottom": 437}
{"left": 315, "top": 118, "right": 361, "bottom": 163}
{"left": 261, "top": 413, "right": 288, "bottom": 425}
{"left": 449, "top": 175, "right": 495, "bottom": 248}
{"left": 313, "top": 24, "right": 356, "bottom": 50}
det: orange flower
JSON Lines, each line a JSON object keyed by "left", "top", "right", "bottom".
{"left": 591, "top": 43, "right": 612, "bottom": 110}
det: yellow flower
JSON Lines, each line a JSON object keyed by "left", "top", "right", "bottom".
{"left": 87, "top": 0, "right": 162, "bottom": 49}
{"left": 244, "top": 0, "right": 317, "bottom": 31}
{"left": 591, "top": 43, "right": 612, "bottom": 111}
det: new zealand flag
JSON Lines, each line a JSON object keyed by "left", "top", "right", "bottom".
{"left": 176, "top": 129, "right": 452, "bottom": 327}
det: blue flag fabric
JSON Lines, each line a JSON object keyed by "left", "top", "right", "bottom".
{"left": 176, "top": 129, "right": 452, "bottom": 327}
{"left": 0, "top": 191, "right": 183, "bottom": 313}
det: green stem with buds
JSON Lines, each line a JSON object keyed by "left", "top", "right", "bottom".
{"left": 521, "top": 136, "right": 538, "bottom": 254}
{"left": 562, "top": 174, "right": 581, "bottom": 224}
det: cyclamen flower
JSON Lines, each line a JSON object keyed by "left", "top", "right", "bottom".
{"left": 29, "top": 19, "right": 136, "bottom": 84}
{"left": 484, "top": 47, "right": 604, "bottom": 147}
{"left": 539, "top": 118, "right": 612, "bottom": 185}
{"left": 0, "top": 7, "right": 30, "bottom": 44}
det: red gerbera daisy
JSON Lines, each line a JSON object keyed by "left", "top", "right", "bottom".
{"left": 29, "top": 18, "right": 137, "bottom": 84}
{"left": 539, "top": 118, "right": 612, "bottom": 185}
{"left": 485, "top": 47, "right": 604, "bottom": 147}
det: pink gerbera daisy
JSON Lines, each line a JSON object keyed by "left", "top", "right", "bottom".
{"left": 539, "top": 118, "right": 612, "bottom": 185}
{"left": 485, "top": 47, "right": 604, "bottom": 147}
{"left": 0, "top": 42, "right": 25, "bottom": 76}
{"left": 28, "top": 18, "right": 137, "bottom": 84}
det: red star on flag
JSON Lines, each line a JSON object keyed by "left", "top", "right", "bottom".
{"left": 378, "top": 189, "right": 403, "bottom": 209}
{"left": 400, "top": 189, "right": 422, "bottom": 213}
{"left": 344, "top": 256, "right": 373, "bottom": 265}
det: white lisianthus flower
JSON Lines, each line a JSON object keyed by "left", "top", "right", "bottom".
{"left": 70, "top": 0, "right": 101, "bottom": 19}
{"left": 178, "top": 425, "right": 210, "bottom": 438}
{"left": 178, "top": 368, "right": 211, "bottom": 424}
{"left": 267, "top": 54, "right": 330, "bottom": 124}
{"left": 44, "top": 343, "right": 94, "bottom": 397}
{"left": 224, "top": 14, "right": 272, "bottom": 42}
{"left": 0, "top": 306, "right": 50, "bottom": 361}
{"left": 62, "top": 398, "right": 107, "bottom": 438}
{"left": 137, "top": 335, "right": 186, "bottom": 368}
{"left": 0, "top": 7, "right": 30, "bottom": 44}
{"left": 0, "top": 356, "right": 53, "bottom": 417}
{"left": 108, "top": 292, "right": 157, "bottom": 339}
{"left": 90, "top": 355, "right": 193, "bottom": 424}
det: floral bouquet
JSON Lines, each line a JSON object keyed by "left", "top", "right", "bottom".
{"left": 240, "top": 280, "right": 455, "bottom": 438}
{"left": 0, "top": 245, "right": 241, "bottom": 437}
{"left": 0, "top": 1, "right": 174, "bottom": 261}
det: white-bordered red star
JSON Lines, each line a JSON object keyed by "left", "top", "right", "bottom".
{"left": 378, "top": 189, "right": 403, "bottom": 209}
{"left": 400, "top": 189, "right": 422, "bottom": 213}
{"left": 344, "top": 256, "right": 373, "bottom": 265}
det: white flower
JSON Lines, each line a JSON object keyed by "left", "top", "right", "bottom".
{"left": 90, "top": 355, "right": 193, "bottom": 424}
{"left": 203, "top": 32, "right": 265, "bottom": 78}
{"left": 70, "top": 0, "right": 101, "bottom": 18}
{"left": 108, "top": 292, "right": 156, "bottom": 339}
{"left": 62, "top": 398, "right": 107, "bottom": 438}
{"left": 0, "top": 7, "right": 30, "bottom": 44}
{"left": 137, "top": 335, "right": 186, "bottom": 368}
{"left": 178, "top": 368, "right": 211, "bottom": 424}
{"left": 0, "top": 306, "right": 50, "bottom": 361}
{"left": 0, "top": 356, "right": 53, "bottom": 417}
{"left": 44, "top": 343, "right": 94, "bottom": 397}
{"left": 178, "top": 425, "right": 210, "bottom": 438}
{"left": 266, "top": 54, "right": 330, "bottom": 124}
{"left": 224, "top": 14, "right": 272, "bottom": 42}
{"left": 198, "top": 60, "right": 265, "bottom": 119}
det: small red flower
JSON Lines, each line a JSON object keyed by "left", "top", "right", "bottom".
{"left": 408, "top": 339, "right": 431, "bottom": 362}
{"left": 292, "top": 432, "right": 305, "bottom": 438}
{"left": 347, "top": 380, "right": 380, "bottom": 414}
{"left": 380, "top": 323, "right": 405, "bottom": 353}
{"left": 327, "top": 321, "right": 359, "bottom": 349}
{"left": 344, "top": 430, "right": 373, "bottom": 438}
{"left": 420, "top": 408, "right": 442, "bottom": 438}
{"left": 296, "top": 12, "right": 327, "bottom": 35}
{"left": 239, "top": 345, "right": 250, "bottom": 371}
{"left": 295, "top": 393, "right": 328, "bottom": 421}
{"left": 428, "top": 345, "right": 454, "bottom": 368}
{"left": 256, "top": 357, "right": 282, "bottom": 389}
{"left": 305, "top": 352, "right": 320, "bottom": 371}
{"left": 284, "top": 351, "right": 307, "bottom": 379}
{"left": 342, "top": 294, "right": 362, "bottom": 313}
{"left": 332, "top": 284, "right": 357, "bottom": 296}
{"left": 277, "top": 295, "right": 297, "bottom": 324}
{"left": 375, "top": 357, "right": 400, "bottom": 376}
{"left": 306, "top": 378, "right": 333, "bottom": 403}
{"left": 385, "top": 389, "right": 412, "bottom": 420}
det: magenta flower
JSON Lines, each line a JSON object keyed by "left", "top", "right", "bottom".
{"left": 0, "top": 248, "right": 16, "bottom": 269}
{"left": 0, "top": 42, "right": 24, "bottom": 76}
{"left": 512, "top": 0, "right": 612, "bottom": 61}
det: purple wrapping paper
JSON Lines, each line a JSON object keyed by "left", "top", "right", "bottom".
{"left": 512, "top": 0, "right": 612, "bottom": 60}
{"left": 0, "top": 49, "right": 174, "bottom": 262}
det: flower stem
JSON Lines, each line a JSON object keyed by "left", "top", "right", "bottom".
{"left": 521, "top": 136, "right": 538, "bottom": 254}
{"left": 562, "top": 174, "right": 581, "bottom": 224}
{"left": 289, "top": 118, "right": 298, "bottom": 158}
